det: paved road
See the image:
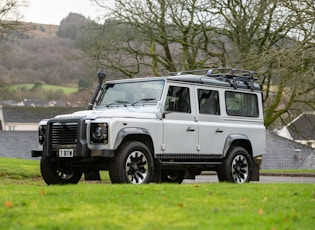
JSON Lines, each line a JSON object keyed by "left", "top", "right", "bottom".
{"left": 183, "top": 174, "right": 315, "bottom": 184}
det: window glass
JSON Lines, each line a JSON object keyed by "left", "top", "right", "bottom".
{"left": 97, "top": 80, "right": 164, "bottom": 106}
{"left": 225, "top": 91, "right": 259, "bottom": 117}
{"left": 165, "top": 86, "right": 191, "bottom": 113}
{"left": 198, "top": 89, "right": 220, "bottom": 115}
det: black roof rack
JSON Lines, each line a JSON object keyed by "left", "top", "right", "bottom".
{"left": 169, "top": 68, "right": 259, "bottom": 91}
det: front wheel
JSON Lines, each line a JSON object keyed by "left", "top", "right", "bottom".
{"left": 219, "top": 146, "right": 252, "bottom": 183}
{"left": 109, "top": 141, "right": 154, "bottom": 184}
{"left": 40, "top": 157, "right": 82, "bottom": 185}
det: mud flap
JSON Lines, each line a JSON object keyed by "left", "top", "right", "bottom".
{"left": 151, "top": 160, "right": 161, "bottom": 183}
{"left": 84, "top": 171, "right": 101, "bottom": 181}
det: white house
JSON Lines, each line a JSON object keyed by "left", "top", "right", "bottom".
{"left": 0, "top": 106, "right": 82, "bottom": 131}
{"left": 277, "top": 111, "right": 315, "bottom": 148}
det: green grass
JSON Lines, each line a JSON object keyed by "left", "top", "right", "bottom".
{"left": 1, "top": 157, "right": 315, "bottom": 230}
{"left": 261, "top": 169, "right": 315, "bottom": 174}
{"left": 0, "top": 157, "right": 41, "bottom": 180}
{"left": 10, "top": 83, "right": 78, "bottom": 95}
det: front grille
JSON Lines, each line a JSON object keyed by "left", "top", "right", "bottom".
{"left": 51, "top": 122, "right": 78, "bottom": 148}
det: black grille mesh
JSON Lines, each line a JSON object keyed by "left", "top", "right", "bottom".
{"left": 51, "top": 122, "right": 78, "bottom": 148}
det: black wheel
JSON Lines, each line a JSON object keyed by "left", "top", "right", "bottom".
{"left": 161, "top": 170, "right": 185, "bottom": 183}
{"left": 40, "top": 157, "right": 82, "bottom": 185}
{"left": 220, "top": 146, "right": 252, "bottom": 183}
{"left": 109, "top": 141, "right": 154, "bottom": 184}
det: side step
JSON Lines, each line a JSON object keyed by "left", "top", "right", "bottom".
{"left": 159, "top": 161, "right": 222, "bottom": 169}
{"left": 160, "top": 161, "right": 222, "bottom": 167}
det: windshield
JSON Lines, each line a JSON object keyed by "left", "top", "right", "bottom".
{"left": 96, "top": 80, "right": 165, "bottom": 107}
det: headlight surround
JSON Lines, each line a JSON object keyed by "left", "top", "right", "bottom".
{"left": 90, "top": 123, "right": 108, "bottom": 144}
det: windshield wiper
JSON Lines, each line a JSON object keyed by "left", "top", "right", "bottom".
{"left": 131, "top": 98, "right": 156, "bottom": 106}
{"left": 105, "top": 100, "right": 131, "bottom": 107}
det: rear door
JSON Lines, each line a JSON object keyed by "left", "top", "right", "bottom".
{"left": 197, "top": 87, "right": 226, "bottom": 155}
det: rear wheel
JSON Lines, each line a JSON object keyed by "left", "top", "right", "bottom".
{"left": 219, "top": 146, "right": 252, "bottom": 183}
{"left": 109, "top": 141, "right": 154, "bottom": 184}
{"left": 161, "top": 169, "right": 185, "bottom": 184}
{"left": 40, "top": 157, "right": 82, "bottom": 185}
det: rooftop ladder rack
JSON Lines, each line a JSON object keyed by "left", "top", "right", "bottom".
{"left": 169, "top": 68, "right": 258, "bottom": 91}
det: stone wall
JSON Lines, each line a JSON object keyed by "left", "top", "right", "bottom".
{"left": 0, "top": 131, "right": 38, "bottom": 159}
{"left": 262, "top": 132, "right": 314, "bottom": 170}
{"left": 0, "top": 131, "right": 314, "bottom": 170}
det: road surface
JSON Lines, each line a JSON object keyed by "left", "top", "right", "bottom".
{"left": 183, "top": 174, "right": 315, "bottom": 184}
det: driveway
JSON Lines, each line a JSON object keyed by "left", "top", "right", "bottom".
{"left": 183, "top": 174, "right": 315, "bottom": 184}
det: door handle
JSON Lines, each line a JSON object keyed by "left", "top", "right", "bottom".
{"left": 215, "top": 128, "right": 223, "bottom": 133}
{"left": 186, "top": 127, "right": 195, "bottom": 132}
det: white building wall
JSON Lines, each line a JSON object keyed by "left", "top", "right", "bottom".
{"left": 277, "top": 127, "right": 293, "bottom": 140}
{"left": 4, "top": 123, "right": 38, "bottom": 131}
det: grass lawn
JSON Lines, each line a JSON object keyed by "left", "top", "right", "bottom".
{"left": 1, "top": 157, "right": 314, "bottom": 230}
{"left": 10, "top": 83, "right": 78, "bottom": 95}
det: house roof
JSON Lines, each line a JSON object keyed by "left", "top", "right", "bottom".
{"left": 1, "top": 106, "right": 84, "bottom": 123}
{"left": 287, "top": 112, "right": 315, "bottom": 141}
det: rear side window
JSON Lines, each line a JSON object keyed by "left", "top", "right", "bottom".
{"left": 225, "top": 91, "right": 259, "bottom": 117}
{"left": 198, "top": 89, "right": 220, "bottom": 115}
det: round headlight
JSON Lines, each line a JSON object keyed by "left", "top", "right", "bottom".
{"left": 92, "top": 126, "right": 104, "bottom": 140}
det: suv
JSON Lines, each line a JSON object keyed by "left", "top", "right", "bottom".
{"left": 32, "top": 68, "right": 265, "bottom": 184}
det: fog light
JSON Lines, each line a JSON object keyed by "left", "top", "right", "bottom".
{"left": 38, "top": 125, "right": 46, "bottom": 144}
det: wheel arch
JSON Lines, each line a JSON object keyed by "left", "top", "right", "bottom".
{"left": 113, "top": 127, "right": 154, "bottom": 154}
{"left": 223, "top": 134, "right": 253, "bottom": 157}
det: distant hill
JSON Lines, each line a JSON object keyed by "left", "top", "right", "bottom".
{"left": 0, "top": 13, "right": 96, "bottom": 105}
{"left": 24, "top": 23, "right": 59, "bottom": 38}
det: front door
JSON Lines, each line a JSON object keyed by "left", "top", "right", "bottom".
{"left": 162, "top": 84, "right": 198, "bottom": 154}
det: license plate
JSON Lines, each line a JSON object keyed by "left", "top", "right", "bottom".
{"left": 59, "top": 149, "right": 74, "bottom": 157}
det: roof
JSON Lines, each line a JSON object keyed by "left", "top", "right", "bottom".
{"left": 1, "top": 106, "right": 84, "bottom": 123}
{"left": 287, "top": 112, "right": 315, "bottom": 140}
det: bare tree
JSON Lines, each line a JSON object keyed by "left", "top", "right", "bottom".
{"left": 87, "top": 0, "right": 314, "bottom": 128}
{"left": 0, "top": 0, "right": 28, "bottom": 101}
{"left": 210, "top": 0, "right": 315, "bottom": 128}
{"left": 0, "top": 0, "right": 27, "bottom": 38}
{"left": 87, "top": 0, "right": 227, "bottom": 77}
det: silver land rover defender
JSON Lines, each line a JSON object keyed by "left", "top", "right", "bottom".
{"left": 32, "top": 68, "right": 265, "bottom": 184}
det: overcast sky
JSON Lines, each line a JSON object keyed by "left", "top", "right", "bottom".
{"left": 21, "top": 0, "right": 104, "bottom": 25}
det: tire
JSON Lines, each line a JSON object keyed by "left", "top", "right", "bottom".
{"left": 161, "top": 170, "right": 185, "bottom": 184}
{"left": 109, "top": 141, "right": 154, "bottom": 184}
{"left": 40, "top": 157, "right": 82, "bottom": 185}
{"left": 220, "top": 146, "right": 252, "bottom": 183}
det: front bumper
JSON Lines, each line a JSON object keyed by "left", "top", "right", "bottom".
{"left": 32, "top": 150, "right": 42, "bottom": 157}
